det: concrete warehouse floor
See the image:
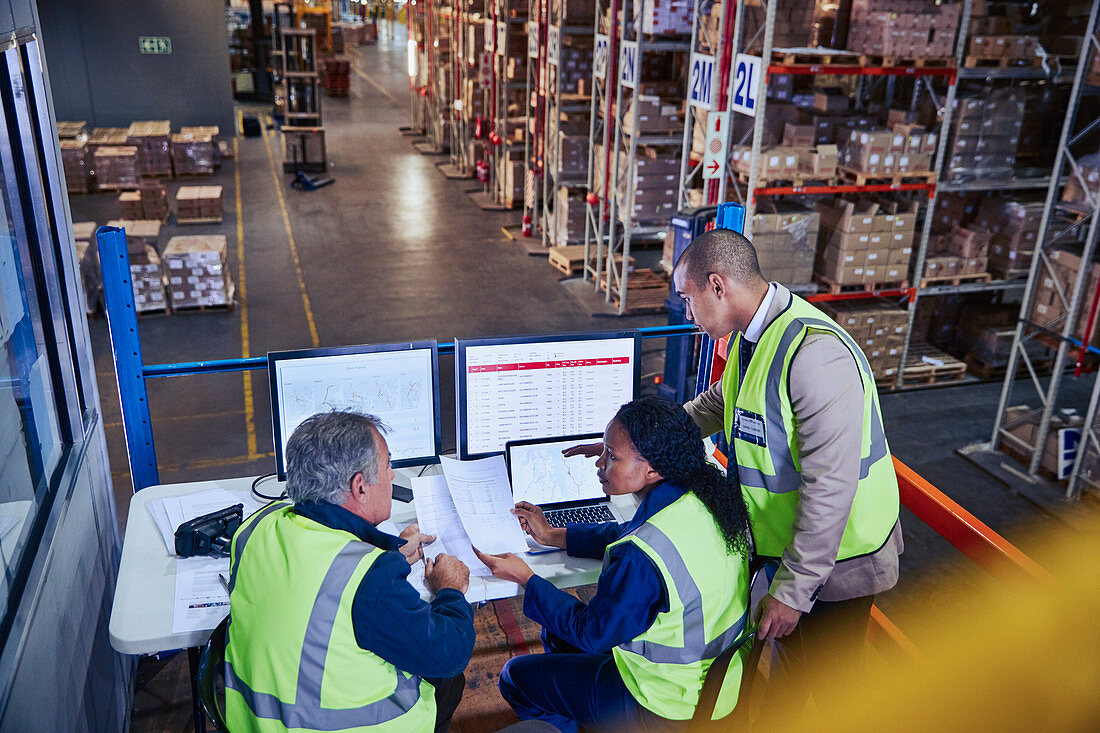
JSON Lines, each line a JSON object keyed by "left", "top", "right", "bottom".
{"left": 66, "top": 21, "right": 1097, "bottom": 733}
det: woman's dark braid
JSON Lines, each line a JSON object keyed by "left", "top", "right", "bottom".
{"left": 615, "top": 397, "right": 751, "bottom": 556}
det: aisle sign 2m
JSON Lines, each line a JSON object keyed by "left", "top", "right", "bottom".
{"left": 620, "top": 41, "right": 639, "bottom": 89}
{"left": 594, "top": 34, "right": 610, "bottom": 80}
{"left": 688, "top": 52, "right": 715, "bottom": 110}
{"left": 732, "top": 54, "right": 762, "bottom": 117}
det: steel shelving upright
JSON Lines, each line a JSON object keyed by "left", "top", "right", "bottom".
{"left": 540, "top": 0, "right": 595, "bottom": 247}
{"left": 521, "top": 0, "right": 548, "bottom": 236}
{"left": 423, "top": 0, "right": 453, "bottom": 153}
{"left": 582, "top": 0, "right": 691, "bottom": 315}
{"left": 408, "top": 0, "right": 431, "bottom": 134}
{"left": 980, "top": 0, "right": 1100, "bottom": 499}
{"left": 445, "top": 0, "right": 476, "bottom": 176}
{"left": 479, "top": 0, "right": 529, "bottom": 208}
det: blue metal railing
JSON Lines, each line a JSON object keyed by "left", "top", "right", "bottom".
{"left": 97, "top": 203, "right": 743, "bottom": 492}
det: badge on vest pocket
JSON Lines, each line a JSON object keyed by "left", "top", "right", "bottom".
{"left": 734, "top": 407, "right": 767, "bottom": 447}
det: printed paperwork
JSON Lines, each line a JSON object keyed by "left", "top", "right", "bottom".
{"left": 408, "top": 456, "right": 528, "bottom": 603}
{"left": 172, "top": 556, "right": 229, "bottom": 633}
{"left": 437, "top": 455, "right": 528, "bottom": 554}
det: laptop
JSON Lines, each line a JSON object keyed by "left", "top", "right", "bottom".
{"left": 504, "top": 433, "right": 626, "bottom": 529}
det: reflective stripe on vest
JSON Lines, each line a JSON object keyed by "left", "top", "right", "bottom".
{"left": 726, "top": 315, "right": 890, "bottom": 495}
{"left": 618, "top": 523, "right": 748, "bottom": 665}
{"left": 228, "top": 500, "right": 291, "bottom": 593}
{"left": 227, "top": 516, "right": 423, "bottom": 729}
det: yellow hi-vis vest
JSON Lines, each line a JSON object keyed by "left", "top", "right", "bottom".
{"left": 721, "top": 294, "right": 899, "bottom": 560}
{"left": 609, "top": 491, "right": 751, "bottom": 721}
{"left": 224, "top": 502, "right": 436, "bottom": 732}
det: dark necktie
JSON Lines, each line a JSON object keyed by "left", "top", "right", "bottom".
{"left": 738, "top": 336, "right": 755, "bottom": 388}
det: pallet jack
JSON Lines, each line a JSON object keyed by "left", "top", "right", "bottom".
{"left": 290, "top": 170, "right": 335, "bottom": 191}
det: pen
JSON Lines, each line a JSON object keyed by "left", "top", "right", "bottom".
{"left": 218, "top": 573, "right": 231, "bottom": 594}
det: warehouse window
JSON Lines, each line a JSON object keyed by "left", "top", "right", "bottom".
{"left": 0, "top": 41, "right": 84, "bottom": 651}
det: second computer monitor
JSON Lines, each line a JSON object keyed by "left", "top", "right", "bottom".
{"left": 455, "top": 330, "right": 640, "bottom": 459}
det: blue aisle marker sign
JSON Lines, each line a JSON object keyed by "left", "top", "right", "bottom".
{"left": 620, "top": 41, "right": 639, "bottom": 88}
{"left": 688, "top": 52, "right": 715, "bottom": 110}
{"left": 594, "top": 34, "right": 609, "bottom": 79}
{"left": 732, "top": 54, "right": 762, "bottom": 117}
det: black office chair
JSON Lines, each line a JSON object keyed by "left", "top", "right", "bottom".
{"left": 198, "top": 615, "right": 231, "bottom": 733}
{"left": 689, "top": 560, "right": 778, "bottom": 731}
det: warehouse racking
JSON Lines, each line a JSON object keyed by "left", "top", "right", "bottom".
{"left": 978, "top": 0, "right": 1100, "bottom": 499}
{"left": 581, "top": 0, "right": 692, "bottom": 315}
{"left": 521, "top": 0, "right": 548, "bottom": 235}
{"left": 676, "top": 0, "right": 1089, "bottom": 391}
{"left": 407, "top": 0, "right": 431, "bottom": 133}
{"left": 540, "top": 0, "right": 596, "bottom": 248}
{"left": 442, "top": 0, "right": 482, "bottom": 177}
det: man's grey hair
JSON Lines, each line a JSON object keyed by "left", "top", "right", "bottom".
{"left": 674, "top": 227, "right": 764, "bottom": 288}
{"left": 285, "top": 410, "right": 389, "bottom": 504}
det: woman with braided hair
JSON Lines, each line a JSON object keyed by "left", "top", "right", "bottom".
{"left": 473, "top": 396, "right": 753, "bottom": 732}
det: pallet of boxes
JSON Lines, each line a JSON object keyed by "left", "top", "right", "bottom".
{"left": 106, "top": 219, "right": 167, "bottom": 314}
{"left": 119, "top": 180, "right": 170, "bottom": 223}
{"left": 845, "top": 0, "right": 959, "bottom": 62}
{"left": 819, "top": 299, "right": 909, "bottom": 386}
{"left": 1026, "top": 246, "right": 1100, "bottom": 353}
{"left": 171, "top": 127, "right": 219, "bottom": 176}
{"left": 72, "top": 221, "right": 101, "bottom": 314}
{"left": 751, "top": 202, "right": 818, "bottom": 288}
{"left": 128, "top": 121, "right": 173, "bottom": 179}
{"left": 814, "top": 198, "right": 915, "bottom": 292}
{"left": 175, "top": 186, "right": 224, "bottom": 225}
{"left": 1000, "top": 405, "right": 1083, "bottom": 480}
{"left": 59, "top": 121, "right": 90, "bottom": 194}
{"left": 945, "top": 89, "right": 1024, "bottom": 182}
{"left": 162, "top": 235, "right": 235, "bottom": 312}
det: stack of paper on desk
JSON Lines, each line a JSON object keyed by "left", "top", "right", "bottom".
{"left": 148, "top": 488, "right": 264, "bottom": 554}
{"left": 409, "top": 455, "right": 529, "bottom": 603}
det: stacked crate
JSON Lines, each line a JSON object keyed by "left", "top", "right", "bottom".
{"left": 106, "top": 219, "right": 163, "bottom": 255}
{"left": 839, "top": 126, "right": 936, "bottom": 178}
{"left": 945, "top": 89, "right": 1024, "bottom": 180}
{"left": 614, "top": 145, "right": 681, "bottom": 225}
{"left": 977, "top": 198, "right": 1042, "bottom": 278}
{"left": 751, "top": 202, "right": 819, "bottom": 286}
{"left": 162, "top": 235, "right": 234, "bottom": 310}
{"left": 140, "top": 181, "right": 169, "bottom": 221}
{"left": 61, "top": 140, "right": 90, "bottom": 194}
{"left": 175, "top": 186, "right": 224, "bottom": 224}
{"left": 321, "top": 56, "right": 351, "bottom": 97}
{"left": 127, "top": 244, "right": 168, "bottom": 313}
{"left": 924, "top": 225, "right": 990, "bottom": 281}
{"left": 93, "top": 146, "right": 140, "bottom": 190}
{"left": 1026, "top": 247, "right": 1100, "bottom": 347}
{"left": 846, "top": 0, "right": 960, "bottom": 58}
{"left": 127, "top": 121, "right": 173, "bottom": 178}
{"left": 171, "top": 127, "right": 218, "bottom": 176}
{"left": 815, "top": 198, "right": 916, "bottom": 288}
{"left": 118, "top": 191, "right": 143, "bottom": 219}
{"left": 820, "top": 298, "right": 909, "bottom": 383}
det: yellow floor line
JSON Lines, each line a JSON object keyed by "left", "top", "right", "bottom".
{"left": 234, "top": 136, "right": 259, "bottom": 460}
{"left": 351, "top": 61, "right": 399, "bottom": 104}
{"left": 260, "top": 117, "right": 321, "bottom": 347}
{"left": 103, "top": 409, "right": 247, "bottom": 430}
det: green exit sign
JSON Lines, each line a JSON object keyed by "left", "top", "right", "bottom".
{"left": 139, "top": 36, "right": 172, "bottom": 55}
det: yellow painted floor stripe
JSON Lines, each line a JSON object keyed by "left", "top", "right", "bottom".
{"left": 234, "top": 135, "right": 259, "bottom": 460}
{"left": 260, "top": 117, "right": 321, "bottom": 348}
{"left": 112, "top": 451, "right": 275, "bottom": 477}
{"left": 351, "top": 60, "right": 399, "bottom": 105}
{"left": 104, "top": 409, "right": 247, "bottom": 430}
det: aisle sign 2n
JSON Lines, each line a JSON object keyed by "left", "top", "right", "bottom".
{"left": 620, "top": 41, "right": 639, "bottom": 88}
{"left": 688, "top": 52, "right": 715, "bottom": 110}
{"left": 594, "top": 34, "right": 609, "bottom": 80}
{"left": 732, "top": 54, "right": 762, "bottom": 116}
{"left": 548, "top": 26, "right": 561, "bottom": 66}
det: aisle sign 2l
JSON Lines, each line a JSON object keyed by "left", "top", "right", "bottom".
{"left": 732, "top": 54, "right": 762, "bottom": 116}
{"left": 548, "top": 26, "right": 561, "bottom": 66}
{"left": 620, "top": 41, "right": 639, "bottom": 89}
{"left": 688, "top": 52, "right": 715, "bottom": 110}
{"left": 594, "top": 34, "right": 610, "bottom": 80}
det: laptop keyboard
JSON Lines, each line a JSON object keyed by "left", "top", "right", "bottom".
{"left": 543, "top": 504, "right": 617, "bottom": 528}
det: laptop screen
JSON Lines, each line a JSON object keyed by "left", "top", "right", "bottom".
{"left": 506, "top": 435, "right": 605, "bottom": 507}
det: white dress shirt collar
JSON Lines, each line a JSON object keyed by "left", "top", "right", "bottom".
{"left": 743, "top": 282, "right": 777, "bottom": 344}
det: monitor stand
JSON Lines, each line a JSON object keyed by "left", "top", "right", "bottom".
{"left": 391, "top": 475, "right": 414, "bottom": 503}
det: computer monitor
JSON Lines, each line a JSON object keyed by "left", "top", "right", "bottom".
{"left": 269, "top": 341, "right": 441, "bottom": 480}
{"left": 455, "top": 330, "right": 640, "bottom": 460}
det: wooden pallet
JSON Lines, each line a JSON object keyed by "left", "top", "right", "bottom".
{"left": 135, "top": 306, "right": 169, "bottom": 318}
{"left": 95, "top": 182, "right": 140, "bottom": 192}
{"left": 177, "top": 216, "right": 224, "bottom": 226}
{"left": 964, "top": 352, "right": 1053, "bottom": 381}
{"left": 858, "top": 54, "right": 954, "bottom": 68}
{"left": 600, "top": 269, "right": 670, "bottom": 314}
{"left": 919, "top": 272, "right": 993, "bottom": 288}
{"left": 814, "top": 273, "right": 909, "bottom": 295}
{"left": 837, "top": 166, "right": 937, "bottom": 186}
{"left": 174, "top": 171, "right": 216, "bottom": 179}
{"left": 963, "top": 55, "right": 1043, "bottom": 69}
{"left": 772, "top": 49, "right": 861, "bottom": 66}
{"left": 901, "top": 344, "right": 969, "bottom": 385}
{"left": 547, "top": 245, "right": 632, "bottom": 276}
{"left": 989, "top": 266, "right": 1031, "bottom": 281}
{"left": 735, "top": 170, "right": 838, "bottom": 188}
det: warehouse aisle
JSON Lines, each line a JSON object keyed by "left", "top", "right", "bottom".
{"left": 81, "top": 24, "right": 663, "bottom": 531}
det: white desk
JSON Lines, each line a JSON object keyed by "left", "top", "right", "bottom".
{"left": 109, "top": 473, "right": 635, "bottom": 656}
